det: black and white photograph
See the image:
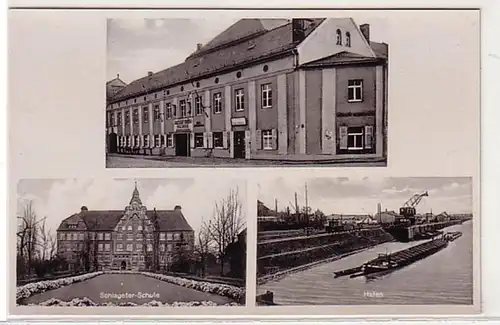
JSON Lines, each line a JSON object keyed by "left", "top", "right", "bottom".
{"left": 105, "top": 16, "right": 389, "bottom": 167}
{"left": 15, "top": 178, "right": 247, "bottom": 307}
{"left": 255, "top": 177, "right": 474, "bottom": 306}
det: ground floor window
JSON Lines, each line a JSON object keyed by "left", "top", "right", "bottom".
{"left": 262, "top": 130, "right": 273, "bottom": 150}
{"left": 194, "top": 133, "right": 204, "bottom": 148}
{"left": 127, "top": 136, "right": 131, "bottom": 147}
{"left": 213, "top": 132, "right": 223, "bottom": 148}
{"left": 134, "top": 135, "right": 140, "bottom": 147}
{"left": 144, "top": 134, "right": 150, "bottom": 147}
{"left": 347, "top": 127, "right": 364, "bottom": 150}
{"left": 161, "top": 134, "right": 166, "bottom": 147}
{"left": 166, "top": 134, "right": 173, "bottom": 147}
{"left": 154, "top": 134, "right": 161, "bottom": 147}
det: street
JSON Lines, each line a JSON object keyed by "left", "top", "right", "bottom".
{"left": 22, "top": 273, "right": 234, "bottom": 305}
{"left": 106, "top": 154, "right": 386, "bottom": 168}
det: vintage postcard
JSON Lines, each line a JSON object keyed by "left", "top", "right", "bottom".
{"left": 13, "top": 178, "right": 247, "bottom": 314}
{"left": 105, "top": 17, "right": 388, "bottom": 168}
{"left": 255, "top": 176, "right": 479, "bottom": 314}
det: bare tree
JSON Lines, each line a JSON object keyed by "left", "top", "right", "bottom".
{"left": 205, "top": 187, "right": 245, "bottom": 276}
{"left": 193, "top": 220, "right": 212, "bottom": 277}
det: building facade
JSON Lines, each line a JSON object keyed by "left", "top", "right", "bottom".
{"left": 106, "top": 18, "right": 388, "bottom": 163}
{"left": 56, "top": 184, "right": 194, "bottom": 271}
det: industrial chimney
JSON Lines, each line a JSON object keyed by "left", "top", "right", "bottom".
{"left": 360, "top": 24, "right": 370, "bottom": 42}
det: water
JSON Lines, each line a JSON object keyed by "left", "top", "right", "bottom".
{"left": 259, "top": 221, "right": 473, "bottom": 305}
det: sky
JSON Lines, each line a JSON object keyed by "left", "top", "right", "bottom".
{"left": 257, "top": 177, "right": 473, "bottom": 216}
{"left": 17, "top": 178, "right": 246, "bottom": 237}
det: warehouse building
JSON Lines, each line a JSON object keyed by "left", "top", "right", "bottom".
{"left": 56, "top": 183, "right": 194, "bottom": 271}
{"left": 106, "top": 18, "right": 388, "bottom": 162}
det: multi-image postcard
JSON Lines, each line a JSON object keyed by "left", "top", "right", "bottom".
{"left": 8, "top": 6, "right": 481, "bottom": 320}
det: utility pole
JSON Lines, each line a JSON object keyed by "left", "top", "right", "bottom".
{"left": 275, "top": 198, "right": 278, "bottom": 214}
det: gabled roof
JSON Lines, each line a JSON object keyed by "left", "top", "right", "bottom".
{"left": 257, "top": 200, "right": 277, "bottom": 217}
{"left": 188, "top": 19, "right": 291, "bottom": 59}
{"left": 301, "top": 50, "right": 385, "bottom": 68}
{"left": 147, "top": 210, "right": 193, "bottom": 232}
{"left": 106, "top": 76, "right": 127, "bottom": 100}
{"left": 58, "top": 209, "right": 193, "bottom": 232}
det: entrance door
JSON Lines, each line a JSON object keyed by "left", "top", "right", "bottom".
{"left": 175, "top": 133, "right": 190, "bottom": 157}
{"left": 120, "top": 260, "right": 126, "bottom": 270}
{"left": 233, "top": 131, "right": 246, "bottom": 159}
{"left": 108, "top": 133, "right": 118, "bottom": 154}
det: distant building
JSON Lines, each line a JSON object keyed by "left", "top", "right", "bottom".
{"left": 106, "top": 75, "right": 127, "bottom": 103}
{"left": 56, "top": 183, "right": 194, "bottom": 271}
{"left": 106, "top": 18, "right": 388, "bottom": 163}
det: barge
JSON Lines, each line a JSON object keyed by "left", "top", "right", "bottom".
{"left": 333, "top": 232, "right": 461, "bottom": 278}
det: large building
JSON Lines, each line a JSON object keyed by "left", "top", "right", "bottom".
{"left": 56, "top": 184, "right": 194, "bottom": 271}
{"left": 106, "top": 18, "right": 388, "bottom": 163}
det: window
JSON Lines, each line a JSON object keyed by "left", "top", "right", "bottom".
{"left": 336, "top": 29, "right": 342, "bottom": 45}
{"left": 261, "top": 84, "right": 272, "bottom": 108}
{"left": 166, "top": 103, "right": 172, "bottom": 119}
{"left": 167, "top": 244, "right": 173, "bottom": 251}
{"left": 213, "top": 92, "right": 222, "bottom": 114}
{"left": 160, "top": 233, "right": 166, "bottom": 241}
{"left": 136, "top": 233, "right": 143, "bottom": 240}
{"left": 194, "top": 133, "right": 204, "bottom": 148}
{"left": 154, "top": 134, "right": 160, "bottom": 147}
{"left": 110, "top": 113, "right": 115, "bottom": 126}
{"left": 136, "top": 243, "right": 142, "bottom": 251}
{"left": 143, "top": 107, "right": 149, "bottom": 123}
{"left": 137, "top": 225, "right": 143, "bottom": 231}
{"left": 161, "top": 134, "right": 166, "bottom": 147}
{"left": 154, "top": 105, "right": 160, "bottom": 120}
{"left": 262, "top": 130, "right": 273, "bottom": 150}
{"left": 117, "top": 112, "right": 122, "bottom": 125}
{"left": 160, "top": 244, "right": 165, "bottom": 251}
{"left": 133, "top": 109, "right": 139, "bottom": 124}
{"left": 174, "top": 233, "right": 181, "bottom": 241}
{"left": 126, "top": 244, "right": 133, "bottom": 252}
{"left": 127, "top": 136, "right": 131, "bottom": 147}
{"left": 144, "top": 134, "right": 150, "bottom": 147}
{"left": 127, "top": 225, "right": 132, "bottom": 231}
{"left": 167, "top": 233, "right": 173, "bottom": 241}
{"left": 134, "top": 135, "right": 140, "bottom": 147}
{"left": 347, "top": 127, "right": 364, "bottom": 150}
{"left": 98, "top": 243, "right": 103, "bottom": 251}
{"left": 127, "top": 234, "right": 133, "bottom": 241}
{"left": 117, "top": 234, "right": 123, "bottom": 240}
{"left": 147, "top": 244, "right": 153, "bottom": 252}
{"left": 72, "top": 233, "right": 78, "bottom": 240}
{"left": 166, "top": 134, "right": 173, "bottom": 147}
{"left": 125, "top": 111, "right": 130, "bottom": 124}
{"left": 235, "top": 89, "right": 245, "bottom": 111}
{"left": 98, "top": 233, "right": 104, "bottom": 241}
{"left": 345, "top": 32, "right": 351, "bottom": 47}
{"left": 78, "top": 233, "right": 84, "bottom": 240}
{"left": 105, "top": 233, "right": 111, "bottom": 240}
{"left": 347, "top": 80, "right": 363, "bottom": 102}
{"left": 104, "top": 243, "right": 110, "bottom": 251}
{"left": 180, "top": 99, "right": 187, "bottom": 117}
{"left": 213, "top": 132, "right": 223, "bottom": 148}
{"left": 195, "top": 96, "right": 203, "bottom": 115}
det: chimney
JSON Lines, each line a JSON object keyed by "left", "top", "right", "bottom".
{"left": 196, "top": 43, "right": 203, "bottom": 51}
{"left": 116, "top": 73, "right": 120, "bottom": 79}
{"left": 174, "top": 205, "right": 182, "bottom": 211}
{"left": 360, "top": 24, "right": 370, "bottom": 42}
{"left": 148, "top": 71, "right": 153, "bottom": 77}
{"left": 81, "top": 206, "right": 88, "bottom": 212}
{"left": 292, "top": 19, "right": 307, "bottom": 43}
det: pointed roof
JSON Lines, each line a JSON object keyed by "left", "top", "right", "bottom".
{"left": 129, "top": 182, "right": 142, "bottom": 205}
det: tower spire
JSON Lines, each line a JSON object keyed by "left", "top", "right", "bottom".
{"left": 130, "top": 181, "right": 142, "bottom": 205}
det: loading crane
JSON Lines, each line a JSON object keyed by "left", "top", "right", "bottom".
{"left": 397, "top": 191, "right": 429, "bottom": 226}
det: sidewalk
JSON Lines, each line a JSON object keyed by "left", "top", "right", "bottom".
{"left": 107, "top": 153, "right": 386, "bottom": 166}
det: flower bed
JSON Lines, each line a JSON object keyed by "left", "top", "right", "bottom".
{"left": 105, "top": 270, "right": 245, "bottom": 302}
{"left": 16, "top": 272, "right": 104, "bottom": 303}
{"left": 28, "top": 297, "right": 240, "bottom": 307}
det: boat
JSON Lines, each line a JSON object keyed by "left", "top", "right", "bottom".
{"left": 334, "top": 237, "right": 449, "bottom": 278}
{"left": 444, "top": 231, "right": 462, "bottom": 242}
